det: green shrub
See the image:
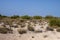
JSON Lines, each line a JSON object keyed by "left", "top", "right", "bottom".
{"left": 10, "top": 15, "right": 20, "bottom": 19}
{"left": 33, "top": 16, "right": 42, "bottom": 19}
{"left": 45, "top": 15, "right": 54, "bottom": 19}
{"left": 0, "top": 14, "right": 7, "bottom": 17}
{"left": 45, "top": 15, "right": 57, "bottom": 19}
{"left": 49, "top": 19, "right": 60, "bottom": 28}
{"left": 0, "top": 14, "right": 8, "bottom": 19}
{"left": 21, "top": 15, "right": 31, "bottom": 19}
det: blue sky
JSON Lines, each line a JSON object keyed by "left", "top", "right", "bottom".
{"left": 0, "top": 0, "right": 60, "bottom": 17}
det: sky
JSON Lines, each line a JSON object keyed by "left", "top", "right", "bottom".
{"left": 0, "top": 0, "right": 60, "bottom": 17}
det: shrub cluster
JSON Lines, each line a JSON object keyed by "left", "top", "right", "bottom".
{"left": 21, "top": 15, "right": 31, "bottom": 19}
{"left": 0, "top": 14, "right": 60, "bottom": 28}
{"left": 0, "top": 14, "right": 42, "bottom": 19}
{"left": 0, "top": 27, "right": 13, "bottom": 34}
{"left": 49, "top": 19, "right": 60, "bottom": 28}
{"left": 10, "top": 15, "right": 20, "bottom": 19}
{"left": 32, "top": 16, "right": 42, "bottom": 19}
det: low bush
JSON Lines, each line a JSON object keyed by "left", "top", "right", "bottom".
{"left": 21, "top": 15, "right": 31, "bottom": 19}
{"left": 18, "top": 29, "right": 27, "bottom": 34}
{"left": 46, "top": 27, "right": 54, "bottom": 31}
{"left": 49, "top": 19, "right": 60, "bottom": 28}
{"left": 28, "top": 25, "right": 34, "bottom": 31}
{"left": 10, "top": 15, "right": 20, "bottom": 19}
{"left": 45, "top": 15, "right": 57, "bottom": 20}
{"left": 20, "top": 19, "right": 25, "bottom": 22}
{"left": 32, "top": 16, "right": 42, "bottom": 19}
{"left": 0, "top": 27, "right": 13, "bottom": 34}
{"left": 34, "top": 30, "right": 43, "bottom": 33}
{"left": 56, "top": 29, "right": 60, "bottom": 32}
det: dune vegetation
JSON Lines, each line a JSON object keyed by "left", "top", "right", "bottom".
{"left": 0, "top": 14, "right": 60, "bottom": 28}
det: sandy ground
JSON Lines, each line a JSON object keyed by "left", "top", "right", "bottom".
{"left": 0, "top": 31, "right": 60, "bottom": 40}
{"left": 0, "top": 22, "right": 60, "bottom": 40}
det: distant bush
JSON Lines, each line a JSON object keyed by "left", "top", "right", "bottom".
{"left": 45, "top": 15, "right": 57, "bottom": 20}
{"left": 0, "top": 14, "right": 8, "bottom": 19}
{"left": 10, "top": 15, "right": 20, "bottom": 19}
{"left": 18, "top": 29, "right": 27, "bottom": 34}
{"left": 32, "top": 16, "right": 42, "bottom": 19}
{"left": 0, "top": 14, "right": 7, "bottom": 17}
{"left": 21, "top": 15, "right": 31, "bottom": 19}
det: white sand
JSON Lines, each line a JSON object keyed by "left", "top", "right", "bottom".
{"left": 0, "top": 31, "right": 60, "bottom": 40}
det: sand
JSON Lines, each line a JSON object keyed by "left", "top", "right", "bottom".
{"left": 0, "top": 31, "right": 60, "bottom": 40}
{"left": 0, "top": 21, "right": 60, "bottom": 40}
